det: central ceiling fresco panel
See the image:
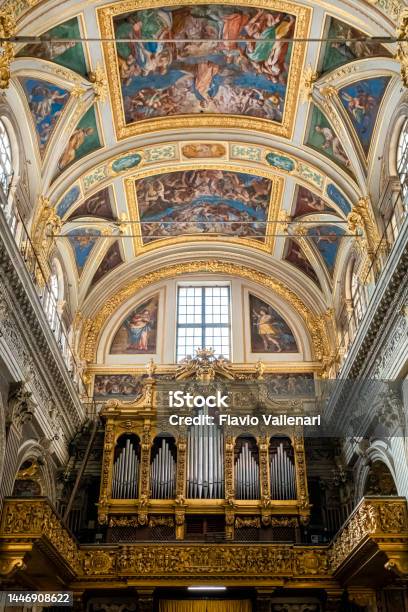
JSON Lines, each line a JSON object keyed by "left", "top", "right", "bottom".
{"left": 99, "top": 1, "right": 310, "bottom": 138}
{"left": 127, "top": 168, "right": 282, "bottom": 253}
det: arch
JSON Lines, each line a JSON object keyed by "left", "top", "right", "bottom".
{"left": 150, "top": 435, "right": 177, "bottom": 500}
{"left": 269, "top": 436, "right": 296, "bottom": 500}
{"left": 234, "top": 435, "right": 260, "bottom": 500}
{"left": 81, "top": 261, "right": 330, "bottom": 365}
{"left": 353, "top": 440, "right": 398, "bottom": 503}
{"left": 14, "top": 439, "right": 56, "bottom": 503}
{"left": 112, "top": 434, "right": 141, "bottom": 500}
{"left": 363, "top": 460, "right": 398, "bottom": 496}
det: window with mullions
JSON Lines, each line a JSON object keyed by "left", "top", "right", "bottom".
{"left": 176, "top": 286, "right": 231, "bottom": 362}
{"left": 397, "top": 119, "right": 408, "bottom": 205}
{"left": 0, "top": 119, "right": 12, "bottom": 196}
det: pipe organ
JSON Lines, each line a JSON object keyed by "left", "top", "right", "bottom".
{"left": 187, "top": 410, "right": 224, "bottom": 499}
{"left": 112, "top": 436, "right": 140, "bottom": 499}
{"left": 99, "top": 355, "right": 311, "bottom": 535}
{"left": 235, "top": 439, "right": 260, "bottom": 500}
{"left": 270, "top": 438, "right": 296, "bottom": 500}
{"left": 150, "top": 438, "right": 176, "bottom": 499}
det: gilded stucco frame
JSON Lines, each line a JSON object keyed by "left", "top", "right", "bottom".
{"left": 97, "top": 0, "right": 311, "bottom": 140}
{"left": 125, "top": 164, "right": 284, "bottom": 255}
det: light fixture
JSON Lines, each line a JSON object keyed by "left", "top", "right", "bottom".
{"left": 188, "top": 587, "right": 226, "bottom": 591}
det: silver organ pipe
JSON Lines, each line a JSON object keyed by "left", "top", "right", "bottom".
{"left": 112, "top": 438, "right": 139, "bottom": 499}
{"left": 150, "top": 438, "right": 176, "bottom": 499}
{"left": 187, "top": 408, "right": 224, "bottom": 499}
{"left": 270, "top": 441, "right": 296, "bottom": 500}
{"left": 235, "top": 441, "right": 260, "bottom": 500}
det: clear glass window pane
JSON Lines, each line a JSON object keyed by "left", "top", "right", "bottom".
{"left": 176, "top": 285, "right": 231, "bottom": 362}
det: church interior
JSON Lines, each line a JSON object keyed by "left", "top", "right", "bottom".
{"left": 0, "top": 0, "right": 408, "bottom": 610}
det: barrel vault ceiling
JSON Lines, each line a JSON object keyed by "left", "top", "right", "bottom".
{"left": 5, "top": 0, "right": 403, "bottom": 362}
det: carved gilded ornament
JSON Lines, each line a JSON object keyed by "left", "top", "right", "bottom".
{"left": 301, "top": 65, "right": 318, "bottom": 103}
{"left": 0, "top": 10, "right": 15, "bottom": 89}
{"left": 79, "top": 261, "right": 330, "bottom": 365}
{"left": 1, "top": 498, "right": 408, "bottom": 582}
{"left": 97, "top": 0, "right": 310, "bottom": 140}
{"left": 89, "top": 64, "right": 109, "bottom": 102}
{"left": 397, "top": 9, "right": 408, "bottom": 88}
{"left": 330, "top": 498, "right": 408, "bottom": 572}
{"left": 30, "top": 196, "right": 61, "bottom": 284}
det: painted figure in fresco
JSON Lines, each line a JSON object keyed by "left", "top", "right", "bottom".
{"left": 114, "top": 5, "right": 296, "bottom": 121}
{"left": 314, "top": 125, "right": 350, "bottom": 167}
{"left": 136, "top": 169, "right": 271, "bottom": 243}
{"left": 93, "top": 375, "right": 142, "bottom": 398}
{"left": 59, "top": 126, "right": 95, "bottom": 169}
{"left": 28, "top": 85, "right": 68, "bottom": 122}
{"left": 69, "top": 188, "right": 114, "bottom": 221}
{"left": 111, "top": 296, "right": 158, "bottom": 354}
{"left": 125, "top": 309, "right": 152, "bottom": 351}
{"left": 252, "top": 308, "right": 282, "bottom": 352}
{"left": 341, "top": 89, "right": 376, "bottom": 135}
{"left": 297, "top": 189, "right": 326, "bottom": 213}
{"left": 338, "top": 77, "right": 391, "bottom": 156}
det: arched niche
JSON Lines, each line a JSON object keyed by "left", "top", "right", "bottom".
{"left": 150, "top": 434, "right": 177, "bottom": 500}
{"left": 269, "top": 436, "right": 296, "bottom": 500}
{"left": 112, "top": 434, "right": 141, "bottom": 500}
{"left": 12, "top": 458, "right": 43, "bottom": 497}
{"left": 363, "top": 460, "right": 398, "bottom": 496}
{"left": 234, "top": 435, "right": 260, "bottom": 500}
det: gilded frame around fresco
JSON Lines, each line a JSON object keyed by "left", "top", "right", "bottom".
{"left": 97, "top": 0, "right": 311, "bottom": 140}
{"left": 125, "top": 164, "right": 284, "bottom": 255}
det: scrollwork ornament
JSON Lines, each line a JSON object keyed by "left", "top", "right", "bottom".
{"left": 397, "top": 9, "right": 408, "bottom": 88}
{"left": 0, "top": 9, "right": 15, "bottom": 89}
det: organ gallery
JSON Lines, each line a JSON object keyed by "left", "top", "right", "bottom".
{"left": 0, "top": 0, "right": 408, "bottom": 610}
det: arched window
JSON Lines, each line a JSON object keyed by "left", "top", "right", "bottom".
{"left": 397, "top": 119, "right": 408, "bottom": 205}
{"left": 0, "top": 119, "right": 13, "bottom": 196}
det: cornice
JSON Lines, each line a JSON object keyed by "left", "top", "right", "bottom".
{"left": 0, "top": 207, "right": 86, "bottom": 439}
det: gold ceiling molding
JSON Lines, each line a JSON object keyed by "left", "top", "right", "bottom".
{"left": 125, "top": 164, "right": 284, "bottom": 256}
{"left": 97, "top": 0, "right": 311, "bottom": 140}
{"left": 78, "top": 260, "right": 331, "bottom": 364}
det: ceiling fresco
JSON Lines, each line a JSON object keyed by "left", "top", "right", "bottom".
{"left": 17, "top": 17, "right": 88, "bottom": 76}
{"left": 307, "top": 224, "right": 345, "bottom": 275}
{"left": 129, "top": 169, "right": 276, "bottom": 249}
{"left": 284, "top": 239, "right": 321, "bottom": 288}
{"left": 18, "top": 78, "right": 70, "bottom": 157}
{"left": 320, "top": 18, "right": 391, "bottom": 74}
{"left": 114, "top": 6, "right": 294, "bottom": 121}
{"left": 9, "top": 0, "right": 402, "bottom": 338}
{"left": 68, "top": 187, "right": 115, "bottom": 221}
{"left": 90, "top": 241, "right": 123, "bottom": 289}
{"left": 67, "top": 228, "right": 101, "bottom": 276}
{"left": 56, "top": 105, "right": 102, "bottom": 176}
{"left": 339, "top": 76, "right": 391, "bottom": 157}
{"left": 306, "top": 105, "right": 352, "bottom": 175}
{"left": 292, "top": 186, "right": 338, "bottom": 218}
{"left": 99, "top": 0, "right": 310, "bottom": 138}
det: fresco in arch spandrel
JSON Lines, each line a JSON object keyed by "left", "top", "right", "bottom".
{"left": 114, "top": 6, "right": 296, "bottom": 121}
